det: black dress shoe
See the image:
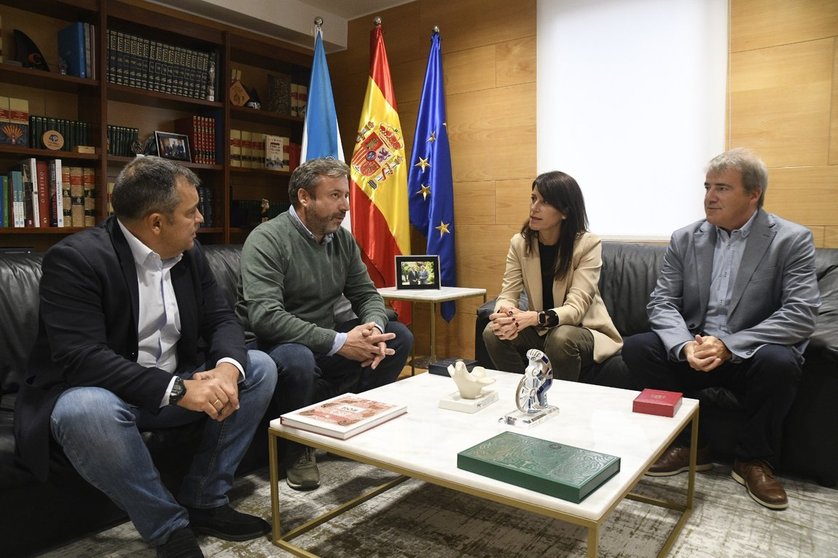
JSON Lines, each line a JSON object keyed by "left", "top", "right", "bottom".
{"left": 157, "top": 527, "right": 204, "bottom": 558}
{"left": 186, "top": 504, "right": 270, "bottom": 541}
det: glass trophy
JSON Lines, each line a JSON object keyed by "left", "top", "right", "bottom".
{"left": 500, "top": 349, "right": 559, "bottom": 427}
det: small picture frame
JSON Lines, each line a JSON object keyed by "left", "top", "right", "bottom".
{"left": 155, "top": 131, "right": 191, "bottom": 162}
{"left": 396, "top": 255, "right": 441, "bottom": 290}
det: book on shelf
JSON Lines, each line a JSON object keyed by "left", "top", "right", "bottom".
{"left": 457, "top": 431, "right": 621, "bottom": 504}
{"left": 632, "top": 389, "right": 682, "bottom": 417}
{"left": 279, "top": 393, "right": 407, "bottom": 440}
{"left": 20, "top": 158, "right": 38, "bottom": 227}
{"left": 61, "top": 165, "right": 72, "bottom": 226}
{"left": 69, "top": 166, "right": 84, "bottom": 227}
{"left": 264, "top": 135, "right": 288, "bottom": 171}
{"left": 290, "top": 83, "right": 308, "bottom": 118}
{"left": 229, "top": 129, "right": 241, "bottom": 167}
{"left": 35, "top": 160, "right": 50, "bottom": 228}
{"left": 266, "top": 72, "right": 292, "bottom": 115}
{"left": 82, "top": 167, "right": 96, "bottom": 227}
{"left": 58, "top": 21, "right": 86, "bottom": 79}
{"left": 1, "top": 175, "right": 8, "bottom": 227}
{"left": 175, "top": 116, "right": 216, "bottom": 165}
{"left": 2, "top": 98, "right": 29, "bottom": 146}
{"left": 9, "top": 170, "right": 25, "bottom": 228}
{"left": 48, "top": 160, "right": 64, "bottom": 227}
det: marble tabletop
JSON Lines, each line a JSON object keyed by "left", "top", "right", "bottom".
{"left": 270, "top": 370, "right": 698, "bottom": 523}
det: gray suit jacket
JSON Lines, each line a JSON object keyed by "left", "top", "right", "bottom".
{"left": 647, "top": 209, "right": 820, "bottom": 362}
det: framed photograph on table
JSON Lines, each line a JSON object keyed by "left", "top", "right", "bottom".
{"left": 396, "top": 255, "right": 440, "bottom": 290}
{"left": 154, "top": 131, "right": 191, "bottom": 162}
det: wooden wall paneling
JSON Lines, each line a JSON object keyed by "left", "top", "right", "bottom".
{"left": 730, "top": 0, "right": 838, "bottom": 52}
{"left": 495, "top": 179, "right": 533, "bottom": 225}
{"left": 443, "top": 46, "right": 497, "bottom": 94}
{"left": 765, "top": 166, "right": 838, "bottom": 227}
{"left": 729, "top": 38, "right": 833, "bottom": 167}
{"left": 807, "top": 226, "right": 825, "bottom": 248}
{"left": 454, "top": 180, "right": 497, "bottom": 224}
{"left": 447, "top": 83, "right": 536, "bottom": 182}
{"left": 419, "top": 0, "right": 536, "bottom": 54}
{"left": 495, "top": 36, "right": 537, "bottom": 88}
{"left": 825, "top": 227, "right": 838, "bottom": 248}
{"left": 831, "top": 38, "right": 838, "bottom": 165}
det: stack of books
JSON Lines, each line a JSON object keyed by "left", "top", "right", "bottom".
{"left": 106, "top": 29, "right": 216, "bottom": 101}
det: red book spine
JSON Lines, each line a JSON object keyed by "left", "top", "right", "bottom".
{"left": 36, "top": 160, "right": 50, "bottom": 227}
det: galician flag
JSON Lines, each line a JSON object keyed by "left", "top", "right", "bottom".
{"left": 301, "top": 23, "right": 343, "bottom": 163}
{"left": 408, "top": 29, "right": 456, "bottom": 320}
{"left": 349, "top": 20, "right": 411, "bottom": 322}
{"left": 301, "top": 22, "right": 349, "bottom": 230}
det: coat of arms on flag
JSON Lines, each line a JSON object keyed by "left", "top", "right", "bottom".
{"left": 351, "top": 120, "right": 404, "bottom": 190}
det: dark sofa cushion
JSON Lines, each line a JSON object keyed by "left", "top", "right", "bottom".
{"left": 809, "top": 252, "right": 838, "bottom": 364}
{"left": 0, "top": 254, "right": 42, "bottom": 394}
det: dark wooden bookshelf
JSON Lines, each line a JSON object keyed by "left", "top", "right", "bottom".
{"left": 0, "top": 0, "right": 311, "bottom": 247}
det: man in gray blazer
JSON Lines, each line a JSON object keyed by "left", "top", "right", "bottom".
{"left": 622, "top": 148, "right": 820, "bottom": 510}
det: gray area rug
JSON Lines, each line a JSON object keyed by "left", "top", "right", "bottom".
{"left": 40, "top": 452, "right": 838, "bottom": 557}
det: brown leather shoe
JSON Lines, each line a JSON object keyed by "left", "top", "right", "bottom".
{"left": 732, "top": 459, "right": 788, "bottom": 510}
{"left": 646, "top": 445, "right": 714, "bottom": 477}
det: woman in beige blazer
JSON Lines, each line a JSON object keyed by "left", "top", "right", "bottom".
{"left": 483, "top": 171, "right": 622, "bottom": 380}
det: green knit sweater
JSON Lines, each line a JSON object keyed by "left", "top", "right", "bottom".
{"left": 236, "top": 210, "right": 388, "bottom": 353}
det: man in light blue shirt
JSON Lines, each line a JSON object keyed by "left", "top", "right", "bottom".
{"left": 622, "top": 148, "right": 820, "bottom": 510}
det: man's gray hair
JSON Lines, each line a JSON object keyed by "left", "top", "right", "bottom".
{"left": 706, "top": 147, "right": 768, "bottom": 208}
{"left": 111, "top": 156, "right": 200, "bottom": 221}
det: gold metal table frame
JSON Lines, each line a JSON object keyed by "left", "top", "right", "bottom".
{"left": 268, "top": 411, "right": 698, "bottom": 558}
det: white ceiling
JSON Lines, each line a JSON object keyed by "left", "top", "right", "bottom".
{"left": 151, "top": 0, "right": 411, "bottom": 51}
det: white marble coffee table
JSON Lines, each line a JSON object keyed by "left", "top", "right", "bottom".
{"left": 268, "top": 370, "right": 699, "bottom": 557}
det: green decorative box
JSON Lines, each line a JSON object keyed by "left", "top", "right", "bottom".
{"left": 457, "top": 431, "right": 620, "bottom": 503}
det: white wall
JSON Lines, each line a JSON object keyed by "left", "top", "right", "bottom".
{"left": 537, "top": 0, "right": 728, "bottom": 239}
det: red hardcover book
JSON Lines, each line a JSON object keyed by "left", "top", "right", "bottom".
{"left": 632, "top": 388, "right": 682, "bottom": 417}
{"left": 36, "top": 160, "right": 50, "bottom": 228}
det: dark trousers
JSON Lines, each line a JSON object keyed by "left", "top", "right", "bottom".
{"left": 622, "top": 332, "right": 800, "bottom": 465}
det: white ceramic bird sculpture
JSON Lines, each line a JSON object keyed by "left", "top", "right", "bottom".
{"left": 447, "top": 360, "right": 496, "bottom": 399}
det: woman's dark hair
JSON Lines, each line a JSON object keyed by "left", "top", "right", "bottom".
{"left": 520, "top": 171, "right": 589, "bottom": 281}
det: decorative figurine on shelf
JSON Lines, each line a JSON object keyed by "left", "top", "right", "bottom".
{"left": 500, "top": 349, "right": 559, "bottom": 427}
{"left": 13, "top": 30, "right": 50, "bottom": 71}
{"left": 448, "top": 360, "right": 495, "bottom": 399}
{"left": 516, "top": 349, "right": 554, "bottom": 413}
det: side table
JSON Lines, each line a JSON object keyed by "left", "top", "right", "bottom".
{"left": 377, "top": 286, "right": 487, "bottom": 374}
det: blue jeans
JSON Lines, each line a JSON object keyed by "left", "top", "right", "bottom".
{"left": 262, "top": 319, "right": 413, "bottom": 416}
{"left": 49, "top": 350, "right": 276, "bottom": 546}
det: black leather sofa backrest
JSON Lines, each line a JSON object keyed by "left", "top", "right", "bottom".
{"left": 0, "top": 254, "right": 43, "bottom": 394}
{"left": 598, "top": 242, "right": 666, "bottom": 337}
{"left": 0, "top": 245, "right": 244, "bottom": 396}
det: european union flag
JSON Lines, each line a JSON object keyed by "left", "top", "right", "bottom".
{"left": 408, "top": 29, "right": 456, "bottom": 321}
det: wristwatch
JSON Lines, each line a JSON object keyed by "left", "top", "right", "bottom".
{"left": 168, "top": 377, "right": 187, "bottom": 406}
{"left": 538, "top": 310, "right": 559, "bottom": 328}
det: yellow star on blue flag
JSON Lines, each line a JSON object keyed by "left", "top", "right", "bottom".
{"left": 408, "top": 30, "right": 457, "bottom": 321}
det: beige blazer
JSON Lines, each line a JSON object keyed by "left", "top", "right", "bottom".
{"left": 494, "top": 232, "right": 622, "bottom": 363}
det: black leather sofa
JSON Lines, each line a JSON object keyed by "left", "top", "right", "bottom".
{"left": 0, "top": 245, "right": 272, "bottom": 557}
{"left": 475, "top": 242, "right": 838, "bottom": 487}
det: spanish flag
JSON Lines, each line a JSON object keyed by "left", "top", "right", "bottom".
{"left": 350, "top": 21, "right": 411, "bottom": 321}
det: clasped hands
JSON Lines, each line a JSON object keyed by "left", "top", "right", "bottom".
{"left": 487, "top": 306, "right": 538, "bottom": 340}
{"left": 683, "top": 334, "right": 732, "bottom": 372}
{"left": 178, "top": 362, "right": 241, "bottom": 421}
{"left": 338, "top": 321, "right": 396, "bottom": 369}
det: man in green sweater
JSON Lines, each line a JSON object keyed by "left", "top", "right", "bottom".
{"left": 236, "top": 158, "right": 413, "bottom": 490}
